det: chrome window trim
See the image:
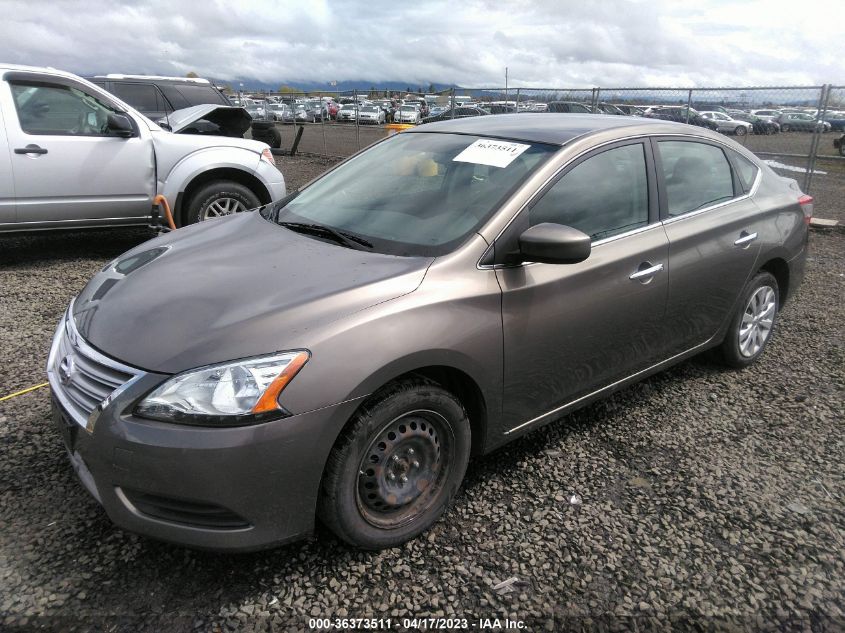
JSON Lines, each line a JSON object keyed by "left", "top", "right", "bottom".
{"left": 477, "top": 222, "right": 664, "bottom": 271}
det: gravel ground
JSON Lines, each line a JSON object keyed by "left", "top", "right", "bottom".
{"left": 0, "top": 154, "right": 843, "bottom": 632}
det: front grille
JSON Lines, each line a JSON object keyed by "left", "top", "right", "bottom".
{"left": 47, "top": 306, "right": 140, "bottom": 428}
{"left": 121, "top": 489, "right": 250, "bottom": 530}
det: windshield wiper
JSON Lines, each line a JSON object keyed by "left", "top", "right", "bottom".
{"left": 279, "top": 222, "right": 373, "bottom": 250}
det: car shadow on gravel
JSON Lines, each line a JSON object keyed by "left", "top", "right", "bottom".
{"left": 0, "top": 228, "right": 156, "bottom": 266}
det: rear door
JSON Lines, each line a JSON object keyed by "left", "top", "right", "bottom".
{"left": 1, "top": 73, "right": 155, "bottom": 225}
{"left": 496, "top": 139, "right": 669, "bottom": 433}
{"left": 654, "top": 137, "right": 762, "bottom": 354}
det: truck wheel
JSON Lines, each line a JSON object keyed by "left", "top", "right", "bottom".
{"left": 185, "top": 180, "right": 261, "bottom": 224}
{"left": 840, "top": 141, "right": 845, "bottom": 157}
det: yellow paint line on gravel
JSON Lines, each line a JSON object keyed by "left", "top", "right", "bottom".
{"left": 0, "top": 383, "right": 49, "bottom": 402}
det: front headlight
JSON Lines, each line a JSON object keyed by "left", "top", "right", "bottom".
{"left": 135, "top": 351, "right": 309, "bottom": 426}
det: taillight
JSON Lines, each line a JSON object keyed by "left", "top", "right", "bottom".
{"left": 798, "top": 194, "right": 813, "bottom": 225}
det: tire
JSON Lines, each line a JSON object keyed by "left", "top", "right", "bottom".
{"left": 781, "top": 124, "right": 791, "bottom": 132}
{"left": 717, "top": 271, "right": 779, "bottom": 368}
{"left": 839, "top": 142, "right": 845, "bottom": 158}
{"left": 184, "top": 180, "right": 261, "bottom": 225}
{"left": 318, "top": 378, "right": 471, "bottom": 549}
{"left": 735, "top": 126, "right": 747, "bottom": 136}
{"left": 269, "top": 127, "right": 281, "bottom": 149}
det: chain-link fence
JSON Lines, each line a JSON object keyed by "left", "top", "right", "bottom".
{"left": 234, "top": 84, "right": 843, "bottom": 195}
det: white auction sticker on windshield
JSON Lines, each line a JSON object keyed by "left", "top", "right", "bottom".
{"left": 453, "top": 139, "right": 531, "bottom": 168}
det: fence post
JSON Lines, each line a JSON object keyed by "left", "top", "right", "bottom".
{"left": 321, "top": 93, "right": 328, "bottom": 158}
{"left": 685, "top": 89, "right": 692, "bottom": 124}
{"left": 804, "top": 84, "right": 831, "bottom": 193}
{"left": 451, "top": 87, "right": 455, "bottom": 119}
{"left": 516, "top": 88, "right": 520, "bottom": 114}
{"left": 354, "top": 89, "right": 360, "bottom": 151}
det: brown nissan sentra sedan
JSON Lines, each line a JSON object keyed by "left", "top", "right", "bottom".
{"left": 48, "top": 114, "right": 811, "bottom": 551}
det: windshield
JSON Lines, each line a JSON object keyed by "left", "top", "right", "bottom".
{"left": 263, "top": 132, "right": 557, "bottom": 256}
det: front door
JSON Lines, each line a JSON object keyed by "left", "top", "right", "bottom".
{"left": 1, "top": 75, "right": 155, "bottom": 225}
{"left": 496, "top": 140, "right": 669, "bottom": 434}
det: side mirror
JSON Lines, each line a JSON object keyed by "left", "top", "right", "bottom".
{"left": 517, "top": 223, "right": 591, "bottom": 264}
{"left": 106, "top": 113, "right": 134, "bottom": 138}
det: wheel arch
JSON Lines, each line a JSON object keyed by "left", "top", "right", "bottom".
{"left": 759, "top": 257, "right": 790, "bottom": 308}
{"left": 178, "top": 168, "right": 273, "bottom": 225}
{"left": 329, "top": 352, "right": 495, "bottom": 460}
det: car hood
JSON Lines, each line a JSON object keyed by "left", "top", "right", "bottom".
{"left": 161, "top": 104, "right": 253, "bottom": 135}
{"left": 73, "top": 212, "right": 432, "bottom": 374}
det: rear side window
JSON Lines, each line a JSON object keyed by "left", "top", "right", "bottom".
{"left": 657, "top": 141, "right": 735, "bottom": 217}
{"left": 529, "top": 143, "right": 649, "bottom": 241}
{"left": 729, "top": 151, "right": 759, "bottom": 194}
{"left": 171, "top": 84, "right": 230, "bottom": 107}
{"left": 109, "top": 82, "right": 162, "bottom": 113}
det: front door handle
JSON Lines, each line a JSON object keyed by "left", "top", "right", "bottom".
{"left": 734, "top": 231, "right": 758, "bottom": 247}
{"left": 14, "top": 144, "right": 48, "bottom": 155}
{"left": 629, "top": 262, "right": 664, "bottom": 281}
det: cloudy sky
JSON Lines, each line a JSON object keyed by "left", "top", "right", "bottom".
{"left": 2, "top": 0, "right": 843, "bottom": 88}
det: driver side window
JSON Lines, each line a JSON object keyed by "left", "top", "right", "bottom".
{"left": 9, "top": 81, "right": 118, "bottom": 136}
{"left": 529, "top": 143, "right": 649, "bottom": 241}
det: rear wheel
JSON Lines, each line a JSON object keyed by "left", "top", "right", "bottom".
{"left": 318, "top": 378, "right": 471, "bottom": 549}
{"left": 185, "top": 180, "right": 261, "bottom": 225}
{"left": 839, "top": 141, "right": 845, "bottom": 157}
{"left": 735, "top": 126, "right": 747, "bottom": 136}
{"left": 717, "top": 271, "right": 779, "bottom": 368}
{"left": 781, "top": 124, "right": 791, "bottom": 132}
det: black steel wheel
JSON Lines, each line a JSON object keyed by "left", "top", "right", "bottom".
{"left": 318, "top": 378, "right": 471, "bottom": 549}
{"left": 356, "top": 410, "right": 452, "bottom": 530}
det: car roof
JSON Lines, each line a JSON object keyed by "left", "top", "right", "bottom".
{"left": 0, "top": 63, "right": 82, "bottom": 80}
{"left": 406, "top": 113, "right": 709, "bottom": 146}
{"left": 90, "top": 74, "right": 213, "bottom": 85}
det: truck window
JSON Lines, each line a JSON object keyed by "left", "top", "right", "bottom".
{"left": 9, "top": 81, "right": 118, "bottom": 136}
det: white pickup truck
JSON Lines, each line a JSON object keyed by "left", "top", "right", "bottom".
{"left": 0, "top": 64, "right": 285, "bottom": 232}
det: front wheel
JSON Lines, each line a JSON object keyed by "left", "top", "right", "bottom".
{"left": 839, "top": 141, "right": 845, "bottom": 157}
{"left": 184, "top": 180, "right": 261, "bottom": 225}
{"left": 717, "top": 271, "right": 779, "bottom": 368}
{"left": 781, "top": 124, "right": 791, "bottom": 132}
{"left": 318, "top": 378, "right": 471, "bottom": 549}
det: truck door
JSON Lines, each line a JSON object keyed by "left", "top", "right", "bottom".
{"left": 0, "top": 72, "right": 155, "bottom": 225}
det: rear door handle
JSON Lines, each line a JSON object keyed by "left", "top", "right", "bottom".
{"left": 14, "top": 144, "right": 48, "bottom": 155}
{"left": 734, "top": 231, "right": 757, "bottom": 246}
{"left": 629, "top": 262, "right": 664, "bottom": 281}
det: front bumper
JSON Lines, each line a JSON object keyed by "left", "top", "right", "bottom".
{"left": 48, "top": 312, "right": 363, "bottom": 551}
